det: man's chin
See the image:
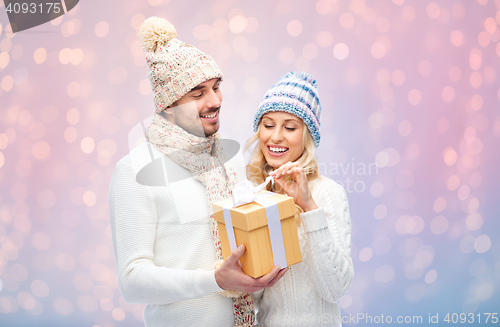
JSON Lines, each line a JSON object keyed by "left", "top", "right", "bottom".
{"left": 202, "top": 122, "right": 219, "bottom": 137}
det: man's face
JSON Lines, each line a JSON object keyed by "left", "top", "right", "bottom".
{"left": 164, "top": 78, "right": 222, "bottom": 137}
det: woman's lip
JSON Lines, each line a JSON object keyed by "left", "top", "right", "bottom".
{"left": 267, "top": 146, "right": 289, "bottom": 157}
{"left": 200, "top": 111, "right": 218, "bottom": 123}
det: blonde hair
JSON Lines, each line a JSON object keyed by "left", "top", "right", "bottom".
{"left": 244, "top": 121, "right": 319, "bottom": 189}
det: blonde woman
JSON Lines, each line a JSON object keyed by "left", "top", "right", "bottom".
{"left": 246, "top": 72, "right": 354, "bottom": 327}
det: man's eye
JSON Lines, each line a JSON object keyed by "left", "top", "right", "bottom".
{"left": 213, "top": 86, "right": 220, "bottom": 91}
{"left": 193, "top": 93, "right": 203, "bottom": 99}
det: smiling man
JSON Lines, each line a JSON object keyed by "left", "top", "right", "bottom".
{"left": 108, "top": 17, "right": 285, "bottom": 327}
{"left": 163, "top": 77, "right": 222, "bottom": 137}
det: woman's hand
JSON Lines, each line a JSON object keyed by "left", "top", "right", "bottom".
{"left": 270, "top": 161, "right": 318, "bottom": 212}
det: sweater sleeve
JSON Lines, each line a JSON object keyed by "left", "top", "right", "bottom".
{"left": 108, "top": 158, "right": 223, "bottom": 305}
{"left": 299, "top": 180, "right": 354, "bottom": 303}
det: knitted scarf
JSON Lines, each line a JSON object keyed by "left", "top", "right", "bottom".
{"left": 145, "top": 112, "right": 255, "bottom": 327}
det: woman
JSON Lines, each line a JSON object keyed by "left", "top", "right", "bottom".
{"left": 245, "top": 72, "right": 354, "bottom": 326}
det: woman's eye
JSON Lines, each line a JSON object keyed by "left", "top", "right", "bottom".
{"left": 285, "top": 127, "right": 296, "bottom": 131}
{"left": 264, "top": 125, "right": 274, "bottom": 129}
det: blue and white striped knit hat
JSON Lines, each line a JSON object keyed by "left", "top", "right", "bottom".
{"left": 253, "top": 72, "right": 322, "bottom": 146}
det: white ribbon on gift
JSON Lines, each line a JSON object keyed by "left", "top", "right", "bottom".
{"left": 222, "top": 176, "right": 288, "bottom": 269}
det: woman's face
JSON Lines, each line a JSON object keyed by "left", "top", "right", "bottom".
{"left": 259, "top": 111, "right": 305, "bottom": 170}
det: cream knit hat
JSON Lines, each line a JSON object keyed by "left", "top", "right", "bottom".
{"left": 139, "top": 17, "right": 223, "bottom": 113}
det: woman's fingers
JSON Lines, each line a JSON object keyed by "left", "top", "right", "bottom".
{"left": 271, "top": 162, "right": 300, "bottom": 178}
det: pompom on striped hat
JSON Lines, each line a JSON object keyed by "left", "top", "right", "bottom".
{"left": 253, "top": 72, "right": 322, "bottom": 147}
{"left": 139, "top": 17, "right": 223, "bottom": 113}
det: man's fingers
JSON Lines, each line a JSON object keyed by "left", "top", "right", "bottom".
{"left": 255, "top": 266, "right": 281, "bottom": 286}
{"left": 226, "top": 244, "right": 245, "bottom": 264}
{"left": 266, "top": 268, "right": 288, "bottom": 288}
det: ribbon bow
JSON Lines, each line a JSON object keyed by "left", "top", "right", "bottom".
{"left": 232, "top": 176, "right": 274, "bottom": 207}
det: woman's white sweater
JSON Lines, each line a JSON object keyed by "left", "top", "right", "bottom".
{"left": 254, "top": 175, "right": 354, "bottom": 327}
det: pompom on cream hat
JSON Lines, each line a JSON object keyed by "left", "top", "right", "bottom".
{"left": 139, "top": 17, "right": 223, "bottom": 113}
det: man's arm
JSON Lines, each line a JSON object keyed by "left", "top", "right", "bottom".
{"left": 109, "top": 158, "right": 221, "bottom": 304}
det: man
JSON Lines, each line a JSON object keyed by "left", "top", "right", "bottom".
{"left": 108, "top": 17, "right": 285, "bottom": 327}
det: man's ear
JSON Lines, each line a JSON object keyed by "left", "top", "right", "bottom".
{"left": 161, "top": 105, "right": 175, "bottom": 123}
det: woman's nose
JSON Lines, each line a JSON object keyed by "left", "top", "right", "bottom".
{"left": 271, "top": 127, "right": 283, "bottom": 142}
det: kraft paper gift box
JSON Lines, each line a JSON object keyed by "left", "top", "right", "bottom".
{"left": 212, "top": 190, "right": 302, "bottom": 278}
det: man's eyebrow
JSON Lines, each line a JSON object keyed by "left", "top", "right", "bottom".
{"left": 187, "top": 78, "right": 222, "bottom": 93}
{"left": 188, "top": 85, "right": 206, "bottom": 93}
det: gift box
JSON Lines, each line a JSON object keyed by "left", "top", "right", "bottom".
{"left": 212, "top": 190, "right": 302, "bottom": 278}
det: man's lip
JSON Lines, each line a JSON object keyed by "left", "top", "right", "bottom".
{"left": 200, "top": 110, "right": 219, "bottom": 122}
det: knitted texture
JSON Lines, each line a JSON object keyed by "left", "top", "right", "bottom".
{"left": 254, "top": 175, "right": 354, "bottom": 327}
{"left": 139, "top": 16, "right": 223, "bottom": 113}
{"left": 145, "top": 113, "right": 255, "bottom": 326}
{"left": 109, "top": 142, "right": 238, "bottom": 326}
{"left": 253, "top": 72, "right": 322, "bottom": 146}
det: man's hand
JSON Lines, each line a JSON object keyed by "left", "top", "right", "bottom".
{"left": 215, "top": 244, "right": 288, "bottom": 293}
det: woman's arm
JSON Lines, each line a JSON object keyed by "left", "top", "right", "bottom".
{"left": 299, "top": 181, "right": 354, "bottom": 303}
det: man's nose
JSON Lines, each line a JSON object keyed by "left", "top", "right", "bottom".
{"left": 206, "top": 89, "right": 221, "bottom": 108}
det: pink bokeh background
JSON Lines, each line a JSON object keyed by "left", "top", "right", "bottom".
{"left": 1, "top": 0, "right": 499, "bottom": 325}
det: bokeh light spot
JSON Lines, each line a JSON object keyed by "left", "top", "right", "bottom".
{"left": 32, "top": 141, "right": 51, "bottom": 161}
{"left": 339, "top": 13, "right": 355, "bottom": 29}
{"left": 373, "top": 204, "right": 387, "bottom": 220}
{"left": 359, "top": 247, "right": 373, "bottom": 262}
{"left": 287, "top": 20, "right": 302, "bottom": 36}
{"left": 333, "top": 43, "right": 349, "bottom": 60}
{"left": 33, "top": 48, "right": 46, "bottom": 64}
{"left": 81, "top": 137, "right": 95, "bottom": 154}
{"left": 229, "top": 16, "right": 247, "bottom": 34}
{"left": 430, "top": 216, "right": 449, "bottom": 234}
{"left": 443, "top": 147, "right": 457, "bottom": 166}
{"left": 95, "top": 21, "right": 109, "bottom": 38}
{"left": 450, "top": 30, "right": 464, "bottom": 47}
{"left": 425, "top": 269, "right": 437, "bottom": 283}
{"left": 371, "top": 42, "right": 386, "bottom": 59}
{"left": 474, "top": 235, "right": 491, "bottom": 253}
{"left": 442, "top": 86, "right": 455, "bottom": 102}
{"left": 408, "top": 89, "right": 422, "bottom": 105}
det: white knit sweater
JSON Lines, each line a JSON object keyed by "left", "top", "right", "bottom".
{"left": 253, "top": 175, "right": 354, "bottom": 327}
{"left": 109, "top": 141, "right": 245, "bottom": 327}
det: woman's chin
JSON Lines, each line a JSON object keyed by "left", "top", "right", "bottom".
{"left": 264, "top": 156, "right": 285, "bottom": 170}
